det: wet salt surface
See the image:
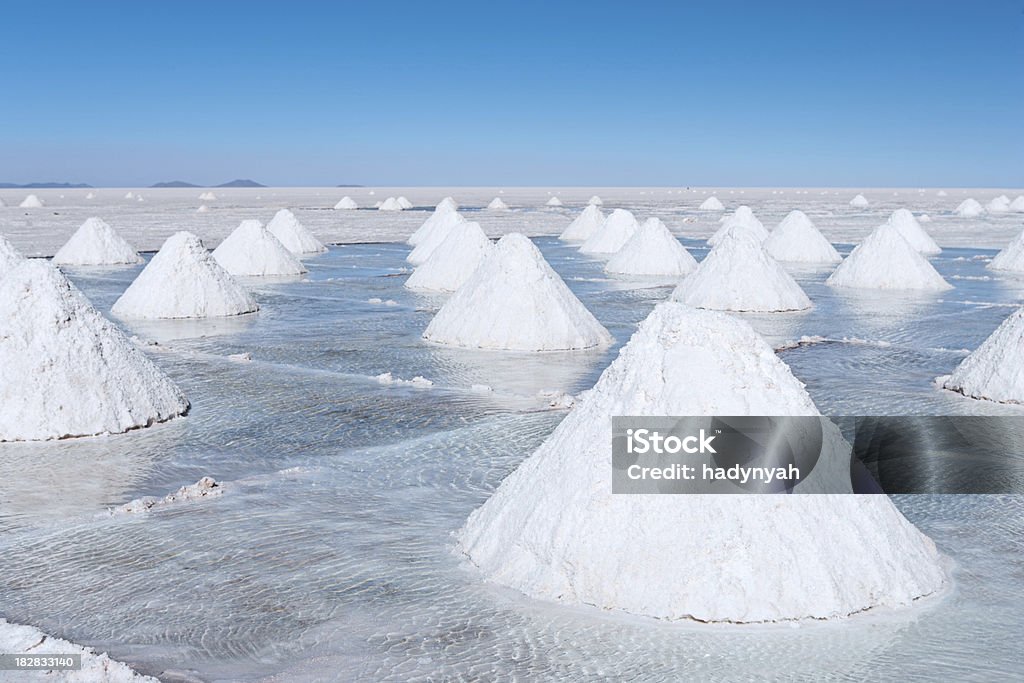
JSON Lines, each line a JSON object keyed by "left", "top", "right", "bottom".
{"left": 1, "top": 236, "right": 1024, "bottom": 680}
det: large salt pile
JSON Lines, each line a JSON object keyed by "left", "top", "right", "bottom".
{"left": 955, "top": 198, "right": 984, "bottom": 217}
{"left": 0, "top": 259, "right": 189, "bottom": 441}
{"left": 988, "top": 228, "right": 1024, "bottom": 273}
{"left": 0, "top": 234, "right": 20, "bottom": 273}
{"left": 849, "top": 193, "right": 870, "bottom": 208}
{"left": 986, "top": 195, "right": 1011, "bottom": 213}
{"left": 407, "top": 210, "right": 467, "bottom": 265}
{"left": 672, "top": 228, "right": 811, "bottom": 312}
{"left": 588, "top": 195, "right": 603, "bottom": 206}
{"left": 378, "top": 197, "right": 403, "bottom": 211}
{"left": 1010, "top": 196, "right": 1024, "bottom": 212}
{"left": 334, "top": 196, "right": 358, "bottom": 210}
{"left": 112, "top": 231, "right": 258, "bottom": 319}
{"left": 698, "top": 196, "right": 724, "bottom": 211}
{"left": 397, "top": 196, "right": 413, "bottom": 209}
{"left": 423, "top": 234, "right": 612, "bottom": 351}
{"left": 605, "top": 217, "right": 697, "bottom": 276}
{"left": 942, "top": 307, "right": 1024, "bottom": 403}
{"left": 212, "top": 220, "right": 307, "bottom": 276}
{"left": 456, "top": 302, "right": 946, "bottom": 623}
{"left": 487, "top": 197, "right": 509, "bottom": 210}
{"left": 266, "top": 208, "right": 327, "bottom": 254}
{"left": 0, "top": 619, "right": 159, "bottom": 682}
{"left": 708, "top": 205, "right": 769, "bottom": 245}
{"left": 546, "top": 196, "right": 563, "bottom": 207}
{"left": 886, "top": 208, "right": 941, "bottom": 255}
{"left": 826, "top": 223, "right": 951, "bottom": 291}
{"left": 405, "top": 221, "right": 493, "bottom": 292}
{"left": 19, "top": 194, "right": 44, "bottom": 208}
{"left": 764, "top": 210, "right": 841, "bottom": 263}
{"left": 52, "top": 217, "right": 143, "bottom": 266}
{"left": 579, "top": 208, "right": 638, "bottom": 254}
{"left": 558, "top": 204, "right": 605, "bottom": 242}
{"left": 408, "top": 200, "right": 462, "bottom": 246}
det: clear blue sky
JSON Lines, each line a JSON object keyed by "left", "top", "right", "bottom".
{"left": 2, "top": 1, "right": 1021, "bottom": 187}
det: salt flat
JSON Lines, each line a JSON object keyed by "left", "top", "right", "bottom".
{"left": 1, "top": 190, "right": 1024, "bottom": 680}
{"left": 1, "top": 186, "right": 1022, "bottom": 256}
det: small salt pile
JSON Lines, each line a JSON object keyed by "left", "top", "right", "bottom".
{"left": 558, "top": 204, "right": 605, "bottom": 242}
{"left": 986, "top": 195, "right": 1011, "bottom": 213}
{"left": 849, "top": 193, "right": 870, "bottom": 208}
{"left": 52, "top": 217, "right": 143, "bottom": 266}
{"left": 698, "top": 196, "right": 724, "bottom": 211}
{"left": 579, "top": 208, "right": 638, "bottom": 254}
{"left": 763, "top": 210, "right": 841, "bottom": 263}
{"left": 407, "top": 210, "right": 467, "bottom": 265}
{"left": 19, "top": 194, "right": 44, "bottom": 208}
{"left": 588, "top": 195, "right": 603, "bottom": 206}
{"left": 266, "top": 208, "right": 327, "bottom": 254}
{"left": 199, "top": 191, "right": 217, "bottom": 201}
{"left": 124, "top": 192, "right": 135, "bottom": 200}
{"left": 0, "top": 197, "right": 6, "bottom": 207}
{"left": 423, "top": 234, "right": 612, "bottom": 351}
{"left": 456, "top": 302, "right": 946, "bottom": 623}
{"left": 112, "top": 231, "right": 258, "bottom": 319}
{"left": 212, "top": 220, "right": 307, "bottom": 276}
{"left": 826, "top": 223, "right": 951, "bottom": 291}
{"left": 605, "top": 217, "right": 697, "bottom": 276}
{"left": 408, "top": 199, "right": 461, "bottom": 246}
{"left": 197, "top": 204, "right": 210, "bottom": 213}
{"left": 436, "top": 196, "right": 459, "bottom": 211}
{"left": 886, "top": 208, "right": 941, "bottom": 255}
{"left": 405, "top": 221, "right": 493, "bottom": 292}
{"left": 397, "top": 196, "right": 413, "bottom": 209}
{"left": 0, "top": 259, "right": 189, "bottom": 441}
{"left": 955, "top": 198, "right": 984, "bottom": 217}
{"left": 937, "top": 190, "right": 948, "bottom": 196}
{"left": 487, "top": 197, "right": 509, "bottom": 210}
{"left": 546, "top": 196, "right": 563, "bottom": 207}
{"left": 334, "top": 196, "right": 358, "bottom": 210}
{"left": 672, "top": 227, "right": 811, "bottom": 312}
{"left": 378, "top": 197, "right": 403, "bottom": 211}
{"left": 942, "top": 307, "right": 1024, "bottom": 403}
{"left": 1010, "top": 196, "right": 1024, "bottom": 213}
{"left": 988, "top": 227, "right": 1024, "bottom": 273}
{"left": 85, "top": 191, "right": 95, "bottom": 199}
{"left": 708, "top": 205, "right": 769, "bottom": 245}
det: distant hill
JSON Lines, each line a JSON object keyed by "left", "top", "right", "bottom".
{"left": 336, "top": 184, "right": 364, "bottom": 187}
{"left": 0, "top": 181, "right": 92, "bottom": 189}
{"left": 216, "top": 179, "right": 265, "bottom": 188}
{"left": 150, "top": 180, "right": 201, "bottom": 188}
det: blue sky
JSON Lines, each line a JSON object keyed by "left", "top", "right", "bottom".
{"left": 2, "top": 1, "right": 1021, "bottom": 187}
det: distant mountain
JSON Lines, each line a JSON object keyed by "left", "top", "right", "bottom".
{"left": 0, "top": 181, "right": 92, "bottom": 189}
{"left": 336, "top": 184, "right": 364, "bottom": 187}
{"left": 147, "top": 179, "right": 265, "bottom": 188}
{"left": 150, "top": 180, "right": 201, "bottom": 188}
{"left": 216, "top": 179, "right": 265, "bottom": 188}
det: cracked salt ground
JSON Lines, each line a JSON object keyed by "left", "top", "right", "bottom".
{"left": 2, "top": 233, "right": 1024, "bottom": 679}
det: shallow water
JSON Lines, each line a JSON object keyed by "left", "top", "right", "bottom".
{"left": 1, "top": 235, "right": 1023, "bottom": 681}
